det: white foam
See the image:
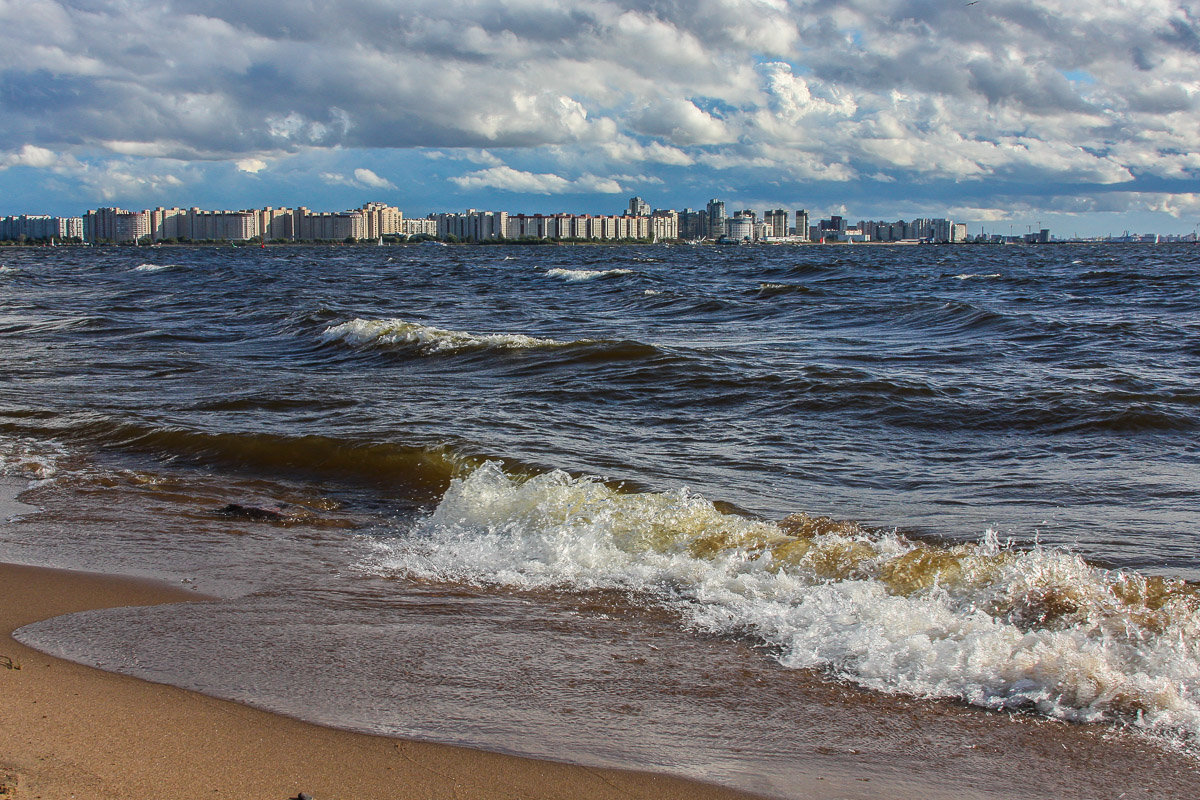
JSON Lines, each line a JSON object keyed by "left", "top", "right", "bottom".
{"left": 360, "top": 462, "right": 1200, "bottom": 747}
{"left": 546, "top": 268, "right": 634, "bottom": 282}
{"left": 952, "top": 273, "right": 1002, "bottom": 280}
{"left": 0, "top": 435, "right": 66, "bottom": 485}
{"left": 322, "top": 318, "right": 569, "bottom": 354}
{"left": 133, "top": 263, "right": 178, "bottom": 272}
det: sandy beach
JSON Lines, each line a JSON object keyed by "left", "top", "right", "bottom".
{"left": 0, "top": 561, "right": 776, "bottom": 800}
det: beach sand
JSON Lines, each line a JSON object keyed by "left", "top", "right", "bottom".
{"left": 0, "top": 561, "right": 777, "bottom": 800}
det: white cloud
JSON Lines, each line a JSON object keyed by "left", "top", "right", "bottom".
{"left": 236, "top": 158, "right": 268, "bottom": 173}
{"left": 0, "top": 144, "right": 59, "bottom": 169}
{"left": 352, "top": 167, "right": 394, "bottom": 189}
{"left": 450, "top": 166, "right": 623, "bottom": 194}
{"left": 320, "top": 167, "right": 396, "bottom": 190}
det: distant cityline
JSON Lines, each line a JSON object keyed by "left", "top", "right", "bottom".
{"left": 2, "top": 197, "right": 1195, "bottom": 245}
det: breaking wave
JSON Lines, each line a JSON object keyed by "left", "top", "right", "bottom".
{"left": 362, "top": 462, "right": 1200, "bottom": 748}
{"left": 133, "top": 263, "right": 179, "bottom": 272}
{"left": 321, "top": 319, "right": 570, "bottom": 354}
{"left": 546, "top": 268, "right": 634, "bottom": 282}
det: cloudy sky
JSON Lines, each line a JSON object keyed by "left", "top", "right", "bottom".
{"left": 1, "top": 0, "right": 1198, "bottom": 236}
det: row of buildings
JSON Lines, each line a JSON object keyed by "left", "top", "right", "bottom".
{"left": 665, "top": 200, "right": 973, "bottom": 243}
{"left": 80, "top": 203, "right": 438, "bottom": 244}
{"left": 3, "top": 197, "right": 979, "bottom": 244}
{"left": 0, "top": 214, "right": 84, "bottom": 241}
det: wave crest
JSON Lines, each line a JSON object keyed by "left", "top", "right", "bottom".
{"left": 361, "top": 462, "right": 1200, "bottom": 746}
{"left": 322, "top": 319, "right": 568, "bottom": 354}
{"left": 546, "top": 268, "right": 633, "bottom": 282}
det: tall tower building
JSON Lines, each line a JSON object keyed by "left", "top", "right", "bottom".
{"left": 764, "top": 209, "right": 788, "bottom": 238}
{"left": 629, "top": 196, "right": 651, "bottom": 217}
{"left": 706, "top": 199, "right": 726, "bottom": 238}
{"left": 795, "top": 209, "right": 809, "bottom": 241}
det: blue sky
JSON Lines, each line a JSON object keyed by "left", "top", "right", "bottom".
{"left": 1, "top": 1, "right": 1198, "bottom": 236}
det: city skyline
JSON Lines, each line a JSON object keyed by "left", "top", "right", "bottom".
{"left": 1, "top": 2, "right": 1198, "bottom": 238}
{"left": 11, "top": 194, "right": 1200, "bottom": 243}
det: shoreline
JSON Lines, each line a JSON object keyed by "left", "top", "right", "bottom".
{"left": 0, "top": 561, "right": 783, "bottom": 800}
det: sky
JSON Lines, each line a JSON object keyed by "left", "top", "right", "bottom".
{"left": 1, "top": 0, "right": 1198, "bottom": 237}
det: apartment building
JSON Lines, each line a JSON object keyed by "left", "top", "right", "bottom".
{"left": 0, "top": 214, "right": 83, "bottom": 240}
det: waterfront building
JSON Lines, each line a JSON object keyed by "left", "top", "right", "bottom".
{"left": 358, "top": 202, "right": 404, "bottom": 240}
{"left": 84, "top": 207, "right": 153, "bottom": 243}
{"left": 435, "top": 209, "right": 508, "bottom": 241}
{"left": 628, "top": 196, "right": 651, "bottom": 217}
{"left": 292, "top": 207, "right": 358, "bottom": 241}
{"left": 0, "top": 214, "right": 83, "bottom": 241}
{"left": 402, "top": 218, "right": 438, "bottom": 237}
{"left": 764, "top": 209, "right": 788, "bottom": 239}
{"left": 650, "top": 210, "right": 679, "bottom": 241}
{"left": 678, "top": 208, "right": 708, "bottom": 240}
{"left": 794, "top": 209, "right": 810, "bottom": 241}
{"left": 706, "top": 199, "right": 726, "bottom": 238}
{"left": 726, "top": 212, "right": 755, "bottom": 242}
{"left": 258, "top": 207, "right": 295, "bottom": 241}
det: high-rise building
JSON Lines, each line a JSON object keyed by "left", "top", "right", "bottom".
{"left": 706, "top": 199, "right": 726, "bottom": 238}
{"left": 629, "top": 196, "right": 651, "bottom": 217}
{"left": 0, "top": 214, "right": 82, "bottom": 241}
{"left": 435, "top": 209, "right": 508, "bottom": 240}
{"left": 795, "top": 209, "right": 809, "bottom": 241}
{"left": 358, "top": 202, "right": 404, "bottom": 240}
{"left": 727, "top": 210, "right": 755, "bottom": 241}
{"left": 764, "top": 209, "right": 788, "bottom": 238}
{"left": 650, "top": 209, "right": 679, "bottom": 241}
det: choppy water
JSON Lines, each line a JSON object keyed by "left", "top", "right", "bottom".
{"left": 2, "top": 242, "right": 1199, "bottom": 798}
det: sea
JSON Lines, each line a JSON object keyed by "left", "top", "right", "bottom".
{"left": 1, "top": 242, "right": 1198, "bottom": 799}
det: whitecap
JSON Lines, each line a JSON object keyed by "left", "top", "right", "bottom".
{"left": 546, "top": 268, "right": 634, "bottom": 282}
{"left": 321, "top": 318, "right": 569, "bottom": 354}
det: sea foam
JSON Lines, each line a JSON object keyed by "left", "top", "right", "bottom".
{"left": 361, "top": 462, "right": 1200, "bottom": 748}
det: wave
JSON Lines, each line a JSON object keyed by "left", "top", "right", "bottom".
{"left": 321, "top": 319, "right": 570, "bottom": 354}
{"left": 0, "top": 419, "right": 479, "bottom": 500}
{"left": 546, "top": 268, "right": 634, "bottom": 282}
{"left": 0, "top": 434, "right": 66, "bottom": 484}
{"left": 361, "top": 462, "right": 1200, "bottom": 748}
{"left": 133, "top": 263, "right": 179, "bottom": 272}
{"left": 756, "top": 282, "right": 816, "bottom": 297}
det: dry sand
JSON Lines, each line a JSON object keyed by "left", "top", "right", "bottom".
{"left": 1, "top": 561, "right": 775, "bottom": 800}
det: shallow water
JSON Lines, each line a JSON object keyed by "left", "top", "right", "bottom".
{"left": 2, "top": 242, "right": 1199, "bottom": 797}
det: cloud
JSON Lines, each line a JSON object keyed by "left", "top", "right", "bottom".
{"left": 450, "top": 166, "right": 623, "bottom": 194}
{"left": 352, "top": 168, "right": 394, "bottom": 189}
{"left": 320, "top": 167, "right": 395, "bottom": 190}
{"left": 1, "top": 144, "right": 60, "bottom": 169}
{"left": 0, "top": 1, "right": 1197, "bottom": 231}
{"left": 236, "top": 158, "right": 268, "bottom": 173}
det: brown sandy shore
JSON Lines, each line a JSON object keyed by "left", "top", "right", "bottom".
{"left": 0, "top": 561, "right": 791, "bottom": 800}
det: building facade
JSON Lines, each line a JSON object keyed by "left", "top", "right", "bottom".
{"left": 0, "top": 214, "right": 83, "bottom": 241}
{"left": 764, "top": 209, "right": 789, "bottom": 238}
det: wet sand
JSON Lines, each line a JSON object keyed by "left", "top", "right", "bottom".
{"left": 0, "top": 561, "right": 776, "bottom": 800}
